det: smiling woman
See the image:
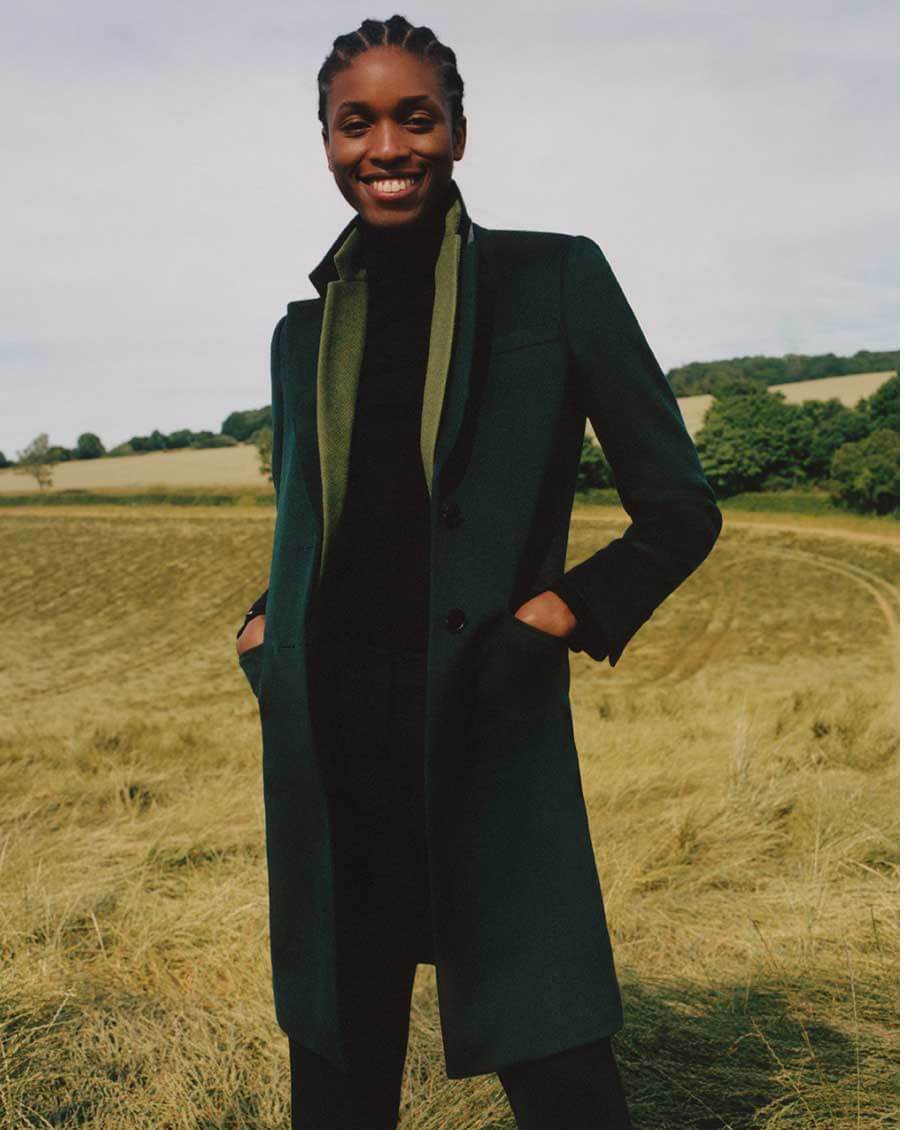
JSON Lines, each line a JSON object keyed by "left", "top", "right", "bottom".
{"left": 319, "top": 38, "right": 466, "bottom": 227}
{"left": 235, "top": 11, "right": 721, "bottom": 1129}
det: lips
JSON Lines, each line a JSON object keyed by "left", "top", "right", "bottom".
{"left": 359, "top": 171, "right": 425, "bottom": 184}
{"left": 358, "top": 171, "right": 426, "bottom": 203}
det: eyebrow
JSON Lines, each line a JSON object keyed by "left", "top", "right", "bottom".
{"left": 334, "top": 94, "right": 438, "bottom": 114}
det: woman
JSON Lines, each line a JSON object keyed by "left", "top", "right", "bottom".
{"left": 236, "top": 15, "right": 722, "bottom": 1128}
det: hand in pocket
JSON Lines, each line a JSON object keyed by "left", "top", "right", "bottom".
{"left": 237, "top": 613, "right": 266, "bottom": 656}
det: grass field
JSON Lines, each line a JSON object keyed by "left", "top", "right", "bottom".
{"left": 0, "top": 502, "right": 898, "bottom": 1127}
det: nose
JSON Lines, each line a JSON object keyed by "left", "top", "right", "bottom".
{"left": 369, "top": 119, "right": 409, "bottom": 165}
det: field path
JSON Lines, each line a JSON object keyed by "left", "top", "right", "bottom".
{"left": 570, "top": 506, "right": 899, "bottom": 685}
{"left": 3, "top": 503, "right": 900, "bottom": 544}
{"left": 720, "top": 514, "right": 899, "bottom": 547}
{"left": 2, "top": 504, "right": 897, "bottom": 702}
{"left": 572, "top": 509, "right": 900, "bottom": 548}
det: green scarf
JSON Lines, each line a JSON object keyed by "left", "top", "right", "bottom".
{"left": 315, "top": 194, "right": 463, "bottom": 581}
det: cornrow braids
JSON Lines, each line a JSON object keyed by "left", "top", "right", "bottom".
{"left": 317, "top": 14, "right": 465, "bottom": 134}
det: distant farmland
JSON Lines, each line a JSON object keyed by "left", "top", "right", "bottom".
{"left": 645, "top": 369, "right": 897, "bottom": 443}
{"left": 0, "top": 443, "right": 268, "bottom": 493}
{"left": 0, "top": 369, "right": 895, "bottom": 494}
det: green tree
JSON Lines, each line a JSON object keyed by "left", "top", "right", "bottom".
{"left": 695, "top": 387, "right": 811, "bottom": 496}
{"left": 797, "top": 399, "right": 870, "bottom": 481}
{"left": 76, "top": 432, "right": 105, "bottom": 459}
{"left": 576, "top": 436, "right": 612, "bottom": 490}
{"left": 860, "top": 373, "right": 899, "bottom": 434}
{"left": 189, "top": 432, "right": 238, "bottom": 448}
{"left": 14, "top": 433, "right": 58, "bottom": 489}
{"left": 712, "top": 376, "right": 763, "bottom": 398}
{"left": 222, "top": 407, "right": 272, "bottom": 442}
{"left": 829, "top": 429, "right": 899, "bottom": 515}
{"left": 166, "top": 429, "right": 195, "bottom": 449}
{"left": 253, "top": 425, "right": 274, "bottom": 484}
{"left": 187, "top": 430, "right": 216, "bottom": 448}
{"left": 127, "top": 429, "right": 168, "bottom": 452}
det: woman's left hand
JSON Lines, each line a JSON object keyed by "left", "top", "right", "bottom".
{"left": 512, "top": 591, "right": 577, "bottom": 639}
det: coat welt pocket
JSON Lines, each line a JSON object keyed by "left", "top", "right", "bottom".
{"left": 505, "top": 611, "right": 567, "bottom": 646}
{"left": 490, "top": 320, "right": 562, "bottom": 355}
{"left": 238, "top": 643, "right": 264, "bottom": 698}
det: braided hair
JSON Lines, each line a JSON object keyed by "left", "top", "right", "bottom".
{"left": 317, "top": 15, "right": 465, "bottom": 135}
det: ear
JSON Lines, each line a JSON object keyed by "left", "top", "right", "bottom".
{"left": 322, "top": 128, "right": 332, "bottom": 172}
{"left": 453, "top": 116, "right": 467, "bottom": 162}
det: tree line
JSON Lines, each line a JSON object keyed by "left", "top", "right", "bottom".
{"left": 667, "top": 348, "right": 898, "bottom": 397}
{"left": 6, "top": 409, "right": 277, "bottom": 491}
{"left": 6, "top": 363, "right": 899, "bottom": 515}
{"left": 579, "top": 373, "right": 899, "bottom": 516}
{"left": 0, "top": 427, "right": 242, "bottom": 468}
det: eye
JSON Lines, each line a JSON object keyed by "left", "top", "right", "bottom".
{"left": 407, "top": 115, "right": 433, "bottom": 129}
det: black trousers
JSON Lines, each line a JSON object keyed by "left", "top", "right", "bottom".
{"left": 292, "top": 623, "right": 633, "bottom": 1129}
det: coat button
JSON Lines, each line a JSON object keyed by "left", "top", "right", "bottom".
{"left": 445, "top": 607, "right": 466, "bottom": 633}
{"left": 439, "top": 500, "right": 463, "bottom": 528}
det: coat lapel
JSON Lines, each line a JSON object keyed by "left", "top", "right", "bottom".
{"left": 315, "top": 227, "right": 368, "bottom": 584}
{"left": 429, "top": 214, "right": 477, "bottom": 498}
{"left": 305, "top": 183, "right": 478, "bottom": 582}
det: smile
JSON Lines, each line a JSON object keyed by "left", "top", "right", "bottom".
{"left": 360, "top": 172, "right": 425, "bottom": 201}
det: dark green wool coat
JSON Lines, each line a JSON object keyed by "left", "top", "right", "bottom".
{"left": 238, "top": 180, "right": 722, "bottom": 1078}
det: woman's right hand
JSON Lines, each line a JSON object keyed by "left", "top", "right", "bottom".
{"left": 237, "top": 614, "right": 266, "bottom": 656}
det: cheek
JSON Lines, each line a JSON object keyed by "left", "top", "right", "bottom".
{"left": 411, "top": 126, "right": 452, "bottom": 155}
{"left": 326, "top": 138, "right": 361, "bottom": 167}
{"left": 428, "top": 132, "right": 454, "bottom": 155}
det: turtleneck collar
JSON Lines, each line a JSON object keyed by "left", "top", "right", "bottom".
{"left": 308, "top": 177, "right": 472, "bottom": 298}
{"left": 358, "top": 180, "right": 454, "bottom": 283}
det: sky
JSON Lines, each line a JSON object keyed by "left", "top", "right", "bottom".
{"left": 1, "top": 0, "right": 899, "bottom": 458}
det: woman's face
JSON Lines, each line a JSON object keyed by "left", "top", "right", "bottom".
{"left": 322, "top": 45, "right": 466, "bottom": 229}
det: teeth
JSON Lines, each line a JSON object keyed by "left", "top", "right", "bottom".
{"left": 367, "top": 176, "right": 419, "bottom": 193}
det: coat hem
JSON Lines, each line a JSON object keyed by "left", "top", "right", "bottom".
{"left": 273, "top": 1013, "right": 626, "bottom": 1081}
{"left": 441, "top": 1015, "right": 627, "bottom": 1080}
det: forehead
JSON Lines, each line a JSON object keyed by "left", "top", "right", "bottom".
{"left": 327, "top": 46, "right": 443, "bottom": 112}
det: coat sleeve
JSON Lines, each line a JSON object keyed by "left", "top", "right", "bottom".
{"left": 554, "top": 235, "right": 723, "bottom": 667}
{"left": 236, "top": 314, "right": 287, "bottom": 640}
{"left": 546, "top": 575, "right": 610, "bottom": 661}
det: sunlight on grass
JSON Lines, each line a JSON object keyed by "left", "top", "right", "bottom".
{"left": 0, "top": 505, "right": 897, "bottom": 1127}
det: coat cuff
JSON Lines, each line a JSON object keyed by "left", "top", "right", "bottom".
{"left": 547, "top": 576, "right": 611, "bottom": 662}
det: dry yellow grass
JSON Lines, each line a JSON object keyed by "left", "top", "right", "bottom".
{"left": 0, "top": 504, "right": 898, "bottom": 1127}
{"left": 0, "top": 445, "right": 266, "bottom": 494}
